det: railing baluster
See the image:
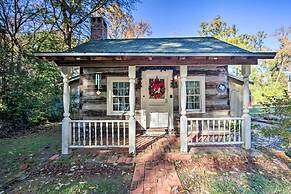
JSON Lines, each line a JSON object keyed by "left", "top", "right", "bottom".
{"left": 234, "top": 120, "right": 237, "bottom": 142}
{"left": 83, "top": 122, "right": 86, "bottom": 146}
{"left": 212, "top": 120, "right": 215, "bottom": 143}
{"left": 94, "top": 122, "right": 97, "bottom": 146}
{"left": 112, "top": 122, "right": 114, "bottom": 145}
{"left": 238, "top": 120, "right": 241, "bottom": 142}
{"left": 100, "top": 122, "right": 103, "bottom": 145}
{"left": 123, "top": 122, "right": 126, "bottom": 146}
{"left": 222, "top": 120, "right": 226, "bottom": 142}
{"left": 201, "top": 120, "right": 204, "bottom": 143}
{"left": 196, "top": 120, "right": 198, "bottom": 143}
{"left": 89, "top": 122, "right": 92, "bottom": 146}
{"left": 218, "top": 120, "right": 221, "bottom": 143}
{"left": 106, "top": 122, "right": 109, "bottom": 145}
{"left": 78, "top": 122, "right": 81, "bottom": 145}
{"left": 207, "top": 120, "right": 210, "bottom": 143}
{"left": 229, "top": 120, "right": 232, "bottom": 142}
{"left": 117, "top": 122, "right": 120, "bottom": 146}
{"left": 189, "top": 120, "right": 193, "bottom": 143}
{"left": 72, "top": 122, "right": 76, "bottom": 146}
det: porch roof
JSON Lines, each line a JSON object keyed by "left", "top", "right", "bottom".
{"left": 35, "top": 37, "right": 275, "bottom": 58}
{"left": 34, "top": 37, "right": 276, "bottom": 66}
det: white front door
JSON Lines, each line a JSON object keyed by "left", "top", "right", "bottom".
{"left": 141, "top": 70, "right": 174, "bottom": 129}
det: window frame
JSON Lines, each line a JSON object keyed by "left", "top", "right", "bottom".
{"left": 185, "top": 76, "right": 206, "bottom": 113}
{"left": 107, "top": 77, "right": 130, "bottom": 115}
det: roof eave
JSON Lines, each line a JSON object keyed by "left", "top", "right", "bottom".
{"left": 33, "top": 51, "right": 276, "bottom": 58}
{"left": 252, "top": 51, "right": 277, "bottom": 59}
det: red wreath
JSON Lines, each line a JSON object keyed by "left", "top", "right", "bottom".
{"left": 149, "top": 77, "right": 165, "bottom": 99}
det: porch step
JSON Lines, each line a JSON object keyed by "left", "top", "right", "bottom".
{"left": 145, "top": 128, "right": 167, "bottom": 136}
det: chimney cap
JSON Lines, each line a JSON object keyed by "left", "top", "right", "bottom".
{"left": 91, "top": 16, "right": 108, "bottom": 25}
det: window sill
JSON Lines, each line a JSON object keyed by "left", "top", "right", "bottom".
{"left": 107, "top": 111, "right": 130, "bottom": 116}
{"left": 186, "top": 110, "right": 205, "bottom": 114}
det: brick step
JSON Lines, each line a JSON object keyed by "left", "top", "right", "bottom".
{"left": 145, "top": 128, "right": 167, "bottom": 136}
{"left": 164, "top": 152, "right": 191, "bottom": 161}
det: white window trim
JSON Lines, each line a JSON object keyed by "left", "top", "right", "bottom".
{"left": 185, "top": 75, "right": 206, "bottom": 113}
{"left": 107, "top": 77, "right": 129, "bottom": 115}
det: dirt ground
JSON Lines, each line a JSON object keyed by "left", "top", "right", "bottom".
{"left": 175, "top": 146, "right": 291, "bottom": 194}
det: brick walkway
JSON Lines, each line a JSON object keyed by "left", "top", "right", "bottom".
{"left": 131, "top": 135, "right": 190, "bottom": 194}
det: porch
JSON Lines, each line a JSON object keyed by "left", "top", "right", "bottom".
{"left": 60, "top": 65, "right": 252, "bottom": 154}
{"left": 67, "top": 117, "right": 244, "bottom": 149}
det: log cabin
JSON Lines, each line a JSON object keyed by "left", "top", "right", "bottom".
{"left": 34, "top": 16, "right": 276, "bottom": 154}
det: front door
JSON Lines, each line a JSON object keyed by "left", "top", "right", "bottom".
{"left": 141, "top": 70, "right": 174, "bottom": 130}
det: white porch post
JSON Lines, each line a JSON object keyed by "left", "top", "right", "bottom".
{"left": 62, "top": 74, "right": 71, "bottom": 155}
{"left": 180, "top": 65, "right": 188, "bottom": 153}
{"left": 128, "top": 66, "right": 136, "bottom": 154}
{"left": 242, "top": 65, "right": 251, "bottom": 149}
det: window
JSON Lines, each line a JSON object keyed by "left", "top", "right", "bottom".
{"left": 107, "top": 77, "right": 129, "bottom": 115}
{"left": 185, "top": 76, "right": 205, "bottom": 112}
{"left": 112, "top": 82, "right": 129, "bottom": 111}
{"left": 186, "top": 81, "right": 201, "bottom": 110}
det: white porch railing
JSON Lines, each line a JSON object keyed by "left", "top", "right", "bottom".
{"left": 187, "top": 117, "right": 244, "bottom": 146}
{"left": 69, "top": 120, "right": 129, "bottom": 148}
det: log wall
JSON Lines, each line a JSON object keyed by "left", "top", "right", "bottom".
{"left": 79, "top": 65, "right": 230, "bottom": 127}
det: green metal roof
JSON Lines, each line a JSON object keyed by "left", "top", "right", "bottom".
{"left": 34, "top": 37, "right": 276, "bottom": 58}
{"left": 68, "top": 37, "right": 250, "bottom": 54}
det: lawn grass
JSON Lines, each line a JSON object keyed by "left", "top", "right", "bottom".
{"left": 176, "top": 147, "right": 291, "bottom": 194}
{"left": 0, "top": 124, "right": 133, "bottom": 194}
{"left": 178, "top": 164, "right": 291, "bottom": 194}
{"left": 212, "top": 170, "right": 290, "bottom": 194}
{"left": 38, "top": 174, "right": 132, "bottom": 194}
{"left": 0, "top": 124, "right": 61, "bottom": 184}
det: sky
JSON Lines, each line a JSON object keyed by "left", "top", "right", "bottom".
{"left": 132, "top": 0, "right": 291, "bottom": 50}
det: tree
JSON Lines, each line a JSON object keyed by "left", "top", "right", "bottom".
{"left": 24, "top": 30, "right": 68, "bottom": 52}
{"left": 0, "top": 0, "right": 63, "bottom": 134}
{"left": 45, "top": 0, "right": 138, "bottom": 48}
{"left": 123, "top": 19, "right": 151, "bottom": 38}
{"left": 250, "top": 27, "right": 290, "bottom": 104}
{"left": 259, "top": 29, "right": 291, "bottom": 148}
{"left": 0, "top": 0, "right": 143, "bottom": 134}
{"left": 198, "top": 16, "right": 237, "bottom": 38}
{"left": 98, "top": 3, "right": 151, "bottom": 39}
{"left": 0, "top": 0, "right": 49, "bottom": 54}
{"left": 198, "top": 16, "right": 267, "bottom": 51}
{"left": 261, "top": 92, "right": 291, "bottom": 148}
{"left": 197, "top": 16, "right": 289, "bottom": 104}
{"left": 197, "top": 16, "right": 267, "bottom": 77}
{"left": 273, "top": 27, "right": 291, "bottom": 86}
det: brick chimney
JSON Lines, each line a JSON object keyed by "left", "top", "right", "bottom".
{"left": 91, "top": 16, "right": 107, "bottom": 40}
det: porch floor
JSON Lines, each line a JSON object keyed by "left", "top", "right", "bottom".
{"left": 189, "top": 134, "right": 238, "bottom": 143}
